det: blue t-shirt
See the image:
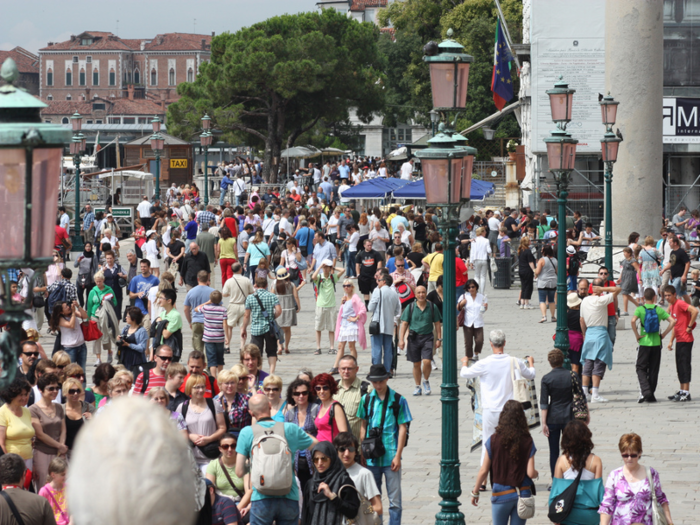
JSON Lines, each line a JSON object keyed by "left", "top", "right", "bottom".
{"left": 295, "top": 227, "right": 313, "bottom": 250}
{"left": 184, "top": 285, "right": 215, "bottom": 324}
{"left": 357, "top": 388, "right": 412, "bottom": 468}
{"left": 339, "top": 164, "right": 350, "bottom": 179}
{"left": 236, "top": 420, "right": 313, "bottom": 501}
{"left": 185, "top": 220, "right": 198, "bottom": 240}
{"left": 128, "top": 274, "right": 160, "bottom": 315}
{"left": 484, "top": 436, "right": 536, "bottom": 503}
{"left": 386, "top": 257, "right": 396, "bottom": 274}
{"left": 246, "top": 242, "right": 270, "bottom": 266}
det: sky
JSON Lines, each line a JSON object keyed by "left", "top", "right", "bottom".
{"left": 2, "top": 0, "right": 315, "bottom": 54}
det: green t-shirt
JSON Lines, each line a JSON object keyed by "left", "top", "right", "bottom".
{"left": 206, "top": 459, "right": 244, "bottom": 497}
{"left": 313, "top": 274, "right": 337, "bottom": 308}
{"left": 161, "top": 308, "right": 183, "bottom": 344}
{"left": 633, "top": 304, "right": 670, "bottom": 347}
{"left": 400, "top": 301, "right": 442, "bottom": 335}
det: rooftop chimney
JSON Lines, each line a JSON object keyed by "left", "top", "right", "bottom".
{"left": 201, "top": 39, "right": 206, "bottom": 50}
{"left": 211, "top": 31, "right": 215, "bottom": 37}
{"left": 70, "top": 35, "right": 76, "bottom": 42}
{"left": 127, "top": 85, "right": 134, "bottom": 100}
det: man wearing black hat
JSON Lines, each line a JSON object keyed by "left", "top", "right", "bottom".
{"left": 358, "top": 364, "right": 412, "bottom": 525}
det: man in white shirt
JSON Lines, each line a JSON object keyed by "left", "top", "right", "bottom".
{"left": 137, "top": 195, "right": 153, "bottom": 229}
{"left": 58, "top": 206, "right": 71, "bottom": 235}
{"left": 232, "top": 176, "right": 246, "bottom": 206}
{"left": 400, "top": 159, "right": 414, "bottom": 180}
{"left": 487, "top": 211, "right": 501, "bottom": 252}
{"left": 279, "top": 209, "right": 293, "bottom": 236}
{"left": 469, "top": 227, "right": 492, "bottom": 293}
{"left": 312, "top": 163, "right": 322, "bottom": 189}
{"left": 460, "top": 329, "right": 535, "bottom": 465}
{"left": 338, "top": 179, "right": 351, "bottom": 205}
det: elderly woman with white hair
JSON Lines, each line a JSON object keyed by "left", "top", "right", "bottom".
{"left": 460, "top": 329, "right": 536, "bottom": 475}
{"left": 87, "top": 271, "right": 118, "bottom": 365}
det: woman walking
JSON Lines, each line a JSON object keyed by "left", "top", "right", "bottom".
{"left": 50, "top": 300, "right": 88, "bottom": 372}
{"left": 244, "top": 230, "right": 270, "bottom": 283}
{"left": 116, "top": 306, "right": 148, "bottom": 369}
{"left": 216, "top": 225, "right": 237, "bottom": 287}
{"left": 214, "top": 367, "right": 251, "bottom": 439}
{"left": 30, "top": 373, "right": 67, "bottom": 490}
{"left": 470, "top": 400, "right": 539, "bottom": 525}
{"left": 599, "top": 433, "right": 673, "bottom": 525}
{"left": 518, "top": 237, "right": 536, "bottom": 310}
{"left": 143, "top": 230, "right": 161, "bottom": 277}
{"left": 86, "top": 271, "right": 117, "bottom": 365}
{"left": 331, "top": 279, "right": 366, "bottom": 375}
{"left": 74, "top": 243, "right": 99, "bottom": 308}
{"left": 284, "top": 378, "right": 320, "bottom": 491}
{"left": 535, "top": 245, "right": 558, "bottom": 323}
{"left": 272, "top": 268, "right": 300, "bottom": 356}
{"left": 618, "top": 247, "right": 640, "bottom": 315}
{"left": 458, "top": 279, "right": 487, "bottom": 360}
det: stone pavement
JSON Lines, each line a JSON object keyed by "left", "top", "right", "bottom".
{"left": 43, "top": 247, "right": 700, "bottom": 524}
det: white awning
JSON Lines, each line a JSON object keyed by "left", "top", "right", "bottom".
{"left": 98, "top": 170, "right": 154, "bottom": 181}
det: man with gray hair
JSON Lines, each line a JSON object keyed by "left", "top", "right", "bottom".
{"left": 460, "top": 329, "right": 535, "bottom": 467}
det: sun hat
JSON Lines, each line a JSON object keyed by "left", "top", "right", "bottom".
{"left": 566, "top": 246, "right": 576, "bottom": 255}
{"left": 567, "top": 293, "right": 582, "bottom": 308}
{"left": 276, "top": 268, "right": 289, "bottom": 280}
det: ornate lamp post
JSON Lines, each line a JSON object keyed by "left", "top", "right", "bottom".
{"left": 200, "top": 113, "right": 212, "bottom": 205}
{"left": 417, "top": 29, "right": 475, "bottom": 525}
{"left": 69, "top": 112, "right": 86, "bottom": 251}
{"left": 599, "top": 93, "right": 621, "bottom": 271}
{"left": 544, "top": 76, "right": 578, "bottom": 354}
{"left": 0, "top": 58, "right": 70, "bottom": 387}
{"left": 151, "top": 116, "right": 163, "bottom": 201}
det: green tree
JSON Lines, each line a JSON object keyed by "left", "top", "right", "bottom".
{"left": 168, "top": 9, "right": 385, "bottom": 181}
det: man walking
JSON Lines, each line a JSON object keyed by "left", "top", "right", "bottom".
{"left": 82, "top": 203, "right": 95, "bottom": 245}
{"left": 311, "top": 257, "right": 344, "bottom": 355}
{"left": 665, "top": 284, "right": 699, "bottom": 402}
{"left": 183, "top": 270, "right": 215, "bottom": 353}
{"left": 358, "top": 364, "right": 412, "bottom": 525}
{"left": 137, "top": 195, "right": 152, "bottom": 230}
{"left": 460, "top": 329, "right": 535, "bottom": 466}
{"left": 661, "top": 235, "right": 691, "bottom": 303}
{"left": 399, "top": 286, "right": 442, "bottom": 396}
{"left": 311, "top": 231, "right": 337, "bottom": 272}
{"left": 242, "top": 277, "right": 282, "bottom": 375}
{"left": 196, "top": 222, "right": 218, "bottom": 275}
{"left": 333, "top": 354, "right": 368, "bottom": 443}
{"left": 580, "top": 279, "right": 621, "bottom": 402}
{"left": 369, "top": 221, "right": 390, "bottom": 262}
{"left": 128, "top": 259, "right": 160, "bottom": 330}
{"left": 180, "top": 243, "right": 210, "bottom": 290}
{"left": 590, "top": 267, "right": 619, "bottom": 345}
{"left": 356, "top": 238, "right": 383, "bottom": 306}
{"left": 134, "top": 345, "right": 174, "bottom": 394}
{"left": 368, "top": 273, "right": 401, "bottom": 374}
{"left": 222, "top": 262, "right": 254, "bottom": 352}
{"left": 631, "top": 288, "right": 675, "bottom": 403}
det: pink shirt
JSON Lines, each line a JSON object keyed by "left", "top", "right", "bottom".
{"left": 39, "top": 484, "right": 69, "bottom": 525}
{"left": 314, "top": 400, "right": 340, "bottom": 443}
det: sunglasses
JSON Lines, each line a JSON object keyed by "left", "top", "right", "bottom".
{"left": 468, "top": 286, "right": 477, "bottom": 289}
{"left": 45, "top": 386, "right": 59, "bottom": 392}
{"left": 338, "top": 446, "right": 356, "bottom": 453}
{"left": 313, "top": 456, "right": 330, "bottom": 464}
{"left": 315, "top": 385, "right": 330, "bottom": 392}
{"left": 68, "top": 389, "right": 82, "bottom": 395}
{"left": 23, "top": 352, "right": 39, "bottom": 357}
{"left": 219, "top": 444, "right": 236, "bottom": 451}
{"left": 343, "top": 284, "right": 352, "bottom": 288}
{"left": 396, "top": 264, "right": 404, "bottom": 268}
{"left": 70, "top": 374, "right": 85, "bottom": 380}
{"left": 157, "top": 355, "right": 173, "bottom": 361}
{"left": 57, "top": 364, "right": 67, "bottom": 369}
{"left": 599, "top": 272, "right": 608, "bottom": 275}
{"left": 293, "top": 391, "right": 309, "bottom": 397}
{"left": 264, "top": 387, "right": 280, "bottom": 392}
{"left": 621, "top": 454, "right": 639, "bottom": 459}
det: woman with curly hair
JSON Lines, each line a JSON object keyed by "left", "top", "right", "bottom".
{"left": 470, "top": 399, "right": 539, "bottom": 524}
{"left": 549, "top": 420, "right": 604, "bottom": 525}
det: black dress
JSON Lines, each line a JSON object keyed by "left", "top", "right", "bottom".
{"left": 518, "top": 249, "right": 536, "bottom": 300}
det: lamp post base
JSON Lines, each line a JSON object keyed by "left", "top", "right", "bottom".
{"left": 71, "top": 234, "right": 84, "bottom": 252}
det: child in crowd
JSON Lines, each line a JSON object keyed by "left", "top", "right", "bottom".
{"left": 689, "top": 269, "right": 700, "bottom": 307}
{"left": 201, "top": 290, "right": 228, "bottom": 379}
{"left": 39, "top": 457, "right": 70, "bottom": 525}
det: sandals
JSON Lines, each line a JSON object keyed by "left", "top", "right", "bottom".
{"left": 551, "top": 317, "right": 557, "bottom": 322}
{"left": 328, "top": 348, "right": 337, "bottom": 355}
{"left": 285, "top": 349, "right": 290, "bottom": 354}
{"left": 314, "top": 349, "right": 322, "bottom": 355}
{"left": 538, "top": 317, "right": 547, "bottom": 323}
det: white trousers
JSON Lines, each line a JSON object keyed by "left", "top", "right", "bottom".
{"left": 473, "top": 260, "right": 489, "bottom": 294}
{"left": 481, "top": 408, "right": 503, "bottom": 465}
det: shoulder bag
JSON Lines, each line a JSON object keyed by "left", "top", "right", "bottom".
{"left": 338, "top": 484, "right": 382, "bottom": 525}
{"left": 570, "top": 371, "right": 589, "bottom": 420}
{"left": 218, "top": 457, "right": 245, "bottom": 500}
{"left": 369, "top": 288, "right": 382, "bottom": 336}
{"left": 547, "top": 455, "right": 586, "bottom": 523}
{"left": 510, "top": 357, "right": 530, "bottom": 404}
{"left": 456, "top": 294, "right": 466, "bottom": 331}
{"left": 253, "top": 292, "right": 285, "bottom": 345}
{"left": 646, "top": 467, "right": 669, "bottom": 525}
{"left": 517, "top": 486, "right": 536, "bottom": 519}
{"left": 81, "top": 319, "right": 103, "bottom": 342}
{"left": 1, "top": 491, "right": 26, "bottom": 525}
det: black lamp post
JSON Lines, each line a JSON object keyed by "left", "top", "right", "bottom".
{"left": 0, "top": 57, "right": 70, "bottom": 387}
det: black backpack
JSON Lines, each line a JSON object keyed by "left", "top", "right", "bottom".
{"left": 567, "top": 254, "right": 580, "bottom": 276}
{"left": 362, "top": 390, "right": 411, "bottom": 447}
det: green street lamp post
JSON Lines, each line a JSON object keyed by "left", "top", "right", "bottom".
{"left": 0, "top": 57, "right": 70, "bottom": 388}
{"left": 599, "top": 93, "right": 622, "bottom": 271}
{"left": 201, "top": 113, "right": 212, "bottom": 205}
{"left": 544, "top": 77, "right": 578, "bottom": 354}
{"left": 151, "top": 116, "right": 163, "bottom": 201}
{"left": 70, "top": 112, "right": 86, "bottom": 251}
{"left": 418, "top": 29, "right": 475, "bottom": 525}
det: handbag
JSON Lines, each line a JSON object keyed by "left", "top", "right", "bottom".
{"left": 510, "top": 357, "right": 530, "bottom": 404}
{"left": 339, "top": 484, "right": 382, "bottom": 525}
{"left": 32, "top": 294, "right": 45, "bottom": 308}
{"left": 646, "top": 467, "right": 669, "bottom": 525}
{"left": 361, "top": 394, "right": 390, "bottom": 460}
{"left": 81, "top": 320, "right": 103, "bottom": 342}
{"left": 198, "top": 442, "right": 222, "bottom": 459}
{"left": 368, "top": 288, "right": 382, "bottom": 336}
{"left": 517, "top": 486, "right": 536, "bottom": 520}
{"left": 570, "top": 371, "right": 589, "bottom": 420}
{"left": 456, "top": 294, "right": 466, "bottom": 331}
{"left": 548, "top": 456, "right": 585, "bottom": 523}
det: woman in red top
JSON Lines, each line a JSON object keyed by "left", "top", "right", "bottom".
{"left": 311, "top": 373, "right": 348, "bottom": 443}
{"left": 133, "top": 219, "right": 146, "bottom": 249}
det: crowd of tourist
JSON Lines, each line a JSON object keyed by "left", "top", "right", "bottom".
{"left": 0, "top": 163, "right": 691, "bottom": 525}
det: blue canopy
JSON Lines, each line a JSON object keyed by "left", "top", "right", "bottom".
{"left": 392, "top": 178, "right": 496, "bottom": 201}
{"left": 341, "top": 178, "right": 411, "bottom": 198}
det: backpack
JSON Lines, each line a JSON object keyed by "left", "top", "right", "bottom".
{"left": 395, "top": 281, "right": 415, "bottom": 305}
{"left": 362, "top": 391, "right": 411, "bottom": 447}
{"left": 47, "top": 282, "right": 67, "bottom": 315}
{"left": 643, "top": 305, "right": 660, "bottom": 334}
{"left": 133, "top": 361, "right": 157, "bottom": 394}
{"left": 250, "top": 421, "right": 294, "bottom": 496}
{"left": 567, "top": 255, "right": 580, "bottom": 277}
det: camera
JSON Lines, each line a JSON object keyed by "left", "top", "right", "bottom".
{"left": 408, "top": 329, "right": 418, "bottom": 340}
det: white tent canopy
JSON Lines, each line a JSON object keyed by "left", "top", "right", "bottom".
{"left": 98, "top": 170, "right": 154, "bottom": 181}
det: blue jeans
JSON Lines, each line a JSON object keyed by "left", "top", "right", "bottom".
{"left": 567, "top": 275, "right": 577, "bottom": 291}
{"left": 492, "top": 497, "right": 526, "bottom": 525}
{"left": 66, "top": 343, "right": 87, "bottom": 376}
{"left": 607, "top": 314, "right": 617, "bottom": 346}
{"left": 204, "top": 342, "right": 225, "bottom": 367}
{"left": 250, "top": 498, "right": 299, "bottom": 525}
{"left": 346, "top": 250, "right": 357, "bottom": 277}
{"left": 367, "top": 465, "right": 402, "bottom": 525}
{"left": 219, "top": 189, "right": 227, "bottom": 206}
{"left": 371, "top": 334, "right": 394, "bottom": 372}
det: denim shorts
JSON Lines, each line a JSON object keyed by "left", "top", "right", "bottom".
{"left": 538, "top": 288, "right": 556, "bottom": 303}
{"left": 204, "top": 342, "right": 225, "bottom": 367}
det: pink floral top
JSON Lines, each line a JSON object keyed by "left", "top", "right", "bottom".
{"left": 598, "top": 467, "right": 668, "bottom": 525}
{"left": 39, "top": 484, "right": 69, "bottom": 525}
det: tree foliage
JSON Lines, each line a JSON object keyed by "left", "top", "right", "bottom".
{"left": 168, "top": 9, "right": 385, "bottom": 180}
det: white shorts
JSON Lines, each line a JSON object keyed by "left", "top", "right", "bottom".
{"left": 227, "top": 303, "right": 246, "bottom": 327}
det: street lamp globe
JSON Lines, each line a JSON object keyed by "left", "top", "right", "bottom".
{"left": 600, "top": 93, "right": 619, "bottom": 128}
{"left": 429, "top": 109, "right": 440, "bottom": 124}
{"left": 416, "top": 127, "right": 473, "bottom": 205}
{"left": 424, "top": 29, "right": 473, "bottom": 111}
{"left": 201, "top": 113, "right": 211, "bottom": 130}
{"left": 546, "top": 76, "right": 576, "bottom": 126}
{"left": 601, "top": 131, "right": 621, "bottom": 163}
{"left": 151, "top": 115, "right": 161, "bottom": 133}
{"left": 544, "top": 129, "right": 578, "bottom": 171}
{"left": 71, "top": 111, "right": 83, "bottom": 132}
{"left": 151, "top": 132, "right": 164, "bottom": 152}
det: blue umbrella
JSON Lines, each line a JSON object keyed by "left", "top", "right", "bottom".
{"left": 392, "top": 178, "right": 495, "bottom": 201}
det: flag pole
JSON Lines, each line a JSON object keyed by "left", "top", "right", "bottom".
{"left": 493, "top": 0, "right": 521, "bottom": 71}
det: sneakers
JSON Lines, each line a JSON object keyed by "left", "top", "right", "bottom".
{"left": 668, "top": 390, "right": 682, "bottom": 400}
{"left": 423, "top": 380, "right": 431, "bottom": 395}
{"left": 431, "top": 359, "right": 439, "bottom": 370}
{"left": 671, "top": 392, "right": 692, "bottom": 402}
{"left": 413, "top": 385, "right": 422, "bottom": 396}
{"left": 397, "top": 348, "right": 404, "bottom": 356}
{"left": 107, "top": 352, "right": 113, "bottom": 364}
{"left": 95, "top": 358, "right": 102, "bottom": 366}
{"left": 638, "top": 394, "right": 646, "bottom": 404}
{"left": 591, "top": 395, "right": 608, "bottom": 403}
{"left": 519, "top": 304, "right": 525, "bottom": 309}
{"left": 525, "top": 304, "right": 535, "bottom": 310}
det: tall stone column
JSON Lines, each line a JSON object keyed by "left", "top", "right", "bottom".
{"left": 605, "top": 0, "right": 663, "bottom": 242}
